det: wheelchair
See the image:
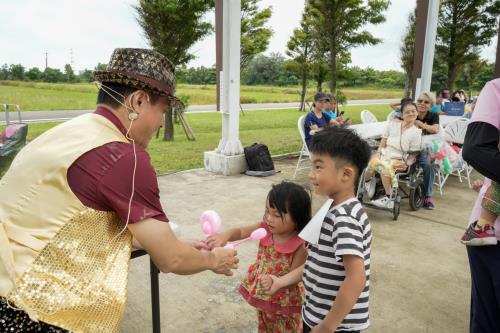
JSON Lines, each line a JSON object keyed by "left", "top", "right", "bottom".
{"left": 356, "top": 155, "right": 426, "bottom": 220}
{"left": 0, "top": 104, "right": 28, "bottom": 177}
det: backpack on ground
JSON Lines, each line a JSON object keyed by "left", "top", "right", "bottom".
{"left": 244, "top": 143, "right": 275, "bottom": 177}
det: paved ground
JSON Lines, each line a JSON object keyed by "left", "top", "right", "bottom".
{"left": 122, "top": 157, "right": 474, "bottom": 333}
{"left": 0, "top": 99, "right": 398, "bottom": 124}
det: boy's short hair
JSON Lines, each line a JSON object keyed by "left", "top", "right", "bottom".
{"left": 310, "top": 127, "right": 371, "bottom": 182}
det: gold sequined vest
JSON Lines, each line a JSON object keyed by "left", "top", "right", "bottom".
{"left": 0, "top": 113, "right": 133, "bottom": 333}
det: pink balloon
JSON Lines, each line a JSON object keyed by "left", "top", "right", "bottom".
{"left": 200, "top": 210, "right": 221, "bottom": 236}
{"left": 226, "top": 227, "right": 267, "bottom": 249}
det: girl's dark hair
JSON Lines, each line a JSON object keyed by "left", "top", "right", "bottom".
{"left": 267, "top": 181, "right": 312, "bottom": 233}
{"left": 401, "top": 101, "right": 418, "bottom": 112}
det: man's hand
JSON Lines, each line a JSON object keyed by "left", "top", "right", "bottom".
{"left": 415, "top": 120, "right": 425, "bottom": 129}
{"left": 205, "top": 232, "right": 231, "bottom": 250}
{"left": 211, "top": 247, "right": 239, "bottom": 276}
{"left": 472, "top": 179, "right": 484, "bottom": 193}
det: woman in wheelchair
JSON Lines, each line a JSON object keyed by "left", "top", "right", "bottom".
{"left": 365, "top": 102, "right": 422, "bottom": 209}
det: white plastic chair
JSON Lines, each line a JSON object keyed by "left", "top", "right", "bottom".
{"left": 361, "top": 110, "right": 378, "bottom": 124}
{"left": 433, "top": 118, "right": 472, "bottom": 194}
{"left": 386, "top": 110, "right": 396, "bottom": 121}
{"left": 293, "top": 115, "right": 310, "bottom": 179}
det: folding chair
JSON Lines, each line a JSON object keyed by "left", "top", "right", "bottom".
{"left": 443, "top": 118, "right": 472, "bottom": 188}
{"left": 386, "top": 110, "right": 396, "bottom": 121}
{"left": 361, "top": 110, "right": 378, "bottom": 124}
{"left": 293, "top": 115, "right": 310, "bottom": 179}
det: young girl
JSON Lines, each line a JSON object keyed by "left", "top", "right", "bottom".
{"left": 206, "top": 181, "right": 311, "bottom": 332}
{"left": 461, "top": 180, "right": 500, "bottom": 246}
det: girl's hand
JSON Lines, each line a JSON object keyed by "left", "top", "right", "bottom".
{"left": 260, "top": 274, "right": 273, "bottom": 291}
{"left": 205, "top": 232, "right": 231, "bottom": 250}
{"left": 393, "top": 161, "right": 407, "bottom": 171}
{"left": 262, "top": 275, "right": 282, "bottom": 295}
{"left": 183, "top": 238, "right": 209, "bottom": 251}
{"left": 472, "top": 179, "right": 484, "bottom": 193}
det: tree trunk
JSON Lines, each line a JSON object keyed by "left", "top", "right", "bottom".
{"left": 446, "top": 2, "right": 458, "bottom": 91}
{"left": 163, "top": 105, "right": 174, "bottom": 141}
{"left": 329, "top": 41, "right": 337, "bottom": 95}
{"left": 316, "top": 79, "right": 322, "bottom": 92}
{"left": 300, "top": 67, "right": 307, "bottom": 112}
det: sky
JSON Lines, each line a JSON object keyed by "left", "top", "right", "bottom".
{"left": 0, "top": 0, "right": 497, "bottom": 73}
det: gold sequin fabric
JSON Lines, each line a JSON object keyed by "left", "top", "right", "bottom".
{"left": 7, "top": 208, "right": 132, "bottom": 333}
{"left": 0, "top": 297, "right": 70, "bottom": 332}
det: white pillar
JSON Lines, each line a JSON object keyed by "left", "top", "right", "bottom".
{"left": 416, "top": 0, "right": 440, "bottom": 99}
{"left": 217, "top": 0, "right": 243, "bottom": 155}
{"left": 204, "top": 0, "right": 246, "bottom": 175}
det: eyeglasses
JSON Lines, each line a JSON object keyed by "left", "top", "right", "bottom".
{"left": 417, "top": 99, "right": 431, "bottom": 105}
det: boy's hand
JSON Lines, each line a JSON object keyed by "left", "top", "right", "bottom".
{"left": 205, "top": 232, "right": 231, "bottom": 250}
{"left": 311, "top": 322, "right": 335, "bottom": 333}
{"left": 472, "top": 179, "right": 484, "bottom": 193}
{"left": 262, "top": 275, "right": 282, "bottom": 295}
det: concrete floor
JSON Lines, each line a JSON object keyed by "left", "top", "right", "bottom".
{"left": 122, "top": 157, "right": 476, "bottom": 333}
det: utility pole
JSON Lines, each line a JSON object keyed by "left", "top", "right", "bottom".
{"left": 70, "top": 48, "right": 74, "bottom": 69}
{"left": 44, "top": 52, "right": 48, "bottom": 69}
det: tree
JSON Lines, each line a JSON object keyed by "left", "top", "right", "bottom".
{"left": 135, "top": 0, "right": 214, "bottom": 66}
{"left": 42, "top": 67, "right": 64, "bottom": 83}
{"left": 78, "top": 69, "right": 94, "bottom": 83}
{"left": 400, "top": 7, "right": 416, "bottom": 97}
{"left": 286, "top": 5, "right": 314, "bottom": 111}
{"left": 240, "top": 0, "right": 273, "bottom": 69}
{"left": 64, "top": 64, "right": 76, "bottom": 82}
{"left": 308, "top": 0, "right": 390, "bottom": 95}
{"left": 9, "top": 64, "right": 25, "bottom": 81}
{"left": 135, "top": 0, "right": 214, "bottom": 141}
{"left": 436, "top": 0, "right": 500, "bottom": 90}
{"left": 26, "top": 67, "right": 42, "bottom": 81}
{"left": 242, "top": 53, "right": 296, "bottom": 86}
{"left": 95, "top": 63, "right": 107, "bottom": 71}
{"left": 457, "top": 52, "right": 488, "bottom": 97}
{"left": 0, "top": 64, "right": 8, "bottom": 80}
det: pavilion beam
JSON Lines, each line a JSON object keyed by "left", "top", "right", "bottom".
{"left": 495, "top": 24, "right": 500, "bottom": 79}
{"left": 412, "top": 0, "right": 440, "bottom": 99}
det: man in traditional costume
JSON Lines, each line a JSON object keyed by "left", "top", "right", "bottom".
{"left": 0, "top": 48, "right": 238, "bottom": 333}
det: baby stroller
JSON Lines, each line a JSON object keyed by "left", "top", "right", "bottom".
{"left": 0, "top": 104, "right": 28, "bottom": 177}
{"left": 356, "top": 152, "right": 425, "bottom": 220}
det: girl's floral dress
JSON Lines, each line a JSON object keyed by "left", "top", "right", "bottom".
{"left": 239, "top": 222, "right": 305, "bottom": 332}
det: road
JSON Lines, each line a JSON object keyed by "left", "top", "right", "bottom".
{"left": 0, "top": 99, "right": 397, "bottom": 124}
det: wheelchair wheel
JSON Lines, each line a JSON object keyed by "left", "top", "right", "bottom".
{"left": 409, "top": 180, "right": 425, "bottom": 211}
{"left": 392, "top": 194, "right": 401, "bottom": 220}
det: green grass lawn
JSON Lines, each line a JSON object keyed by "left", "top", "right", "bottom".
{"left": 1, "top": 105, "right": 390, "bottom": 174}
{"left": 0, "top": 80, "right": 404, "bottom": 111}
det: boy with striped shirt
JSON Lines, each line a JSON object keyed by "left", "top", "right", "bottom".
{"left": 264, "top": 127, "right": 372, "bottom": 332}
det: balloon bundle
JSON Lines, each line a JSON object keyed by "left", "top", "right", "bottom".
{"left": 199, "top": 210, "right": 267, "bottom": 250}
{"left": 431, "top": 138, "right": 459, "bottom": 175}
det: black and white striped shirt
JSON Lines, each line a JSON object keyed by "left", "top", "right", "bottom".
{"left": 302, "top": 198, "right": 371, "bottom": 331}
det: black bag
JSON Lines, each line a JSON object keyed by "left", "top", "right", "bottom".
{"left": 244, "top": 143, "right": 275, "bottom": 176}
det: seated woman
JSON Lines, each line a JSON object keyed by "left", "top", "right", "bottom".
{"left": 304, "top": 92, "right": 339, "bottom": 147}
{"left": 366, "top": 102, "right": 422, "bottom": 209}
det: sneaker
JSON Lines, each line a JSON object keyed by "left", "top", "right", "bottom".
{"left": 423, "top": 196, "right": 434, "bottom": 210}
{"left": 461, "top": 222, "right": 497, "bottom": 246}
{"left": 370, "top": 196, "right": 394, "bottom": 209}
